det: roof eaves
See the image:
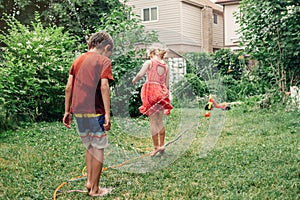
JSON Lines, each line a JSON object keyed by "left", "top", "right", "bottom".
{"left": 215, "top": 0, "right": 241, "bottom": 5}
{"left": 181, "top": 0, "right": 205, "bottom": 8}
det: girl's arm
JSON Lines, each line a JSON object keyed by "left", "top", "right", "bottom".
{"left": 132, "top": 60, "right": 151, "bottom": 84}
{"left": 166, "top": 66, "right": 170, "bottom": 89}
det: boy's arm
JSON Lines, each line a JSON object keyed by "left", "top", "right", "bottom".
{"left": 132, "top": 60, "right": 151, "bottom": 84}
{"left": 63, "top": 75, "right": 73, "bottom": 128}
{"left": 101, "top": 78, "right": 111, "bottom": 131}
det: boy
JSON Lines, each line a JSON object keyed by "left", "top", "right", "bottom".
{"left": 63, "top": 31, "right": 114, "bottom": 196}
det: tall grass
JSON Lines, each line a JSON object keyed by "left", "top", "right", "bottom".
{"left": 0, "top": 106, "right": 299, "bottom": 199}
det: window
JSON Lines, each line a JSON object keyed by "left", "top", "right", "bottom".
{"left": 142, "top": 7, "right": 158, "bottom": 22}
{"left": 213, "top": 14, "right": 218, "bottom": 24}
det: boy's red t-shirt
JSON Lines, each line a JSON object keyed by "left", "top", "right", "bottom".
{"left": 69, "top": 52, "right": 114, "bottom": 114}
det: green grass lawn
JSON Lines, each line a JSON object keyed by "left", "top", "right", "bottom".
{"left": 0, "top": 106, "right": 299, "bottom": 199}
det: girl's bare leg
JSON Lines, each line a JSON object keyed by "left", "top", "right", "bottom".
{"left": 157, "top": 110, "right": 164, "bottom": 147}
{"left": 151, "top": 133, "right": 159, "bottom": 150}
{"left": 159, "top": 126, "right": 165, "bottom": 151}
{"left": 149, "top": 112, "right": 160, "bottom": 156}
{"left": 149, "top": 110, "right": 165, "bottom": 156}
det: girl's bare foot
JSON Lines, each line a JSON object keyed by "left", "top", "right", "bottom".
{"left": 89, "top": 187, "right": 113, "bottom": 197}
{"left": 150, "top": 148, "right": 159, "bottom": 156}
{"left": 158, "top": 146, "right": 165, "bottom": 155}
{"left": 150, "top": 147, "right": 165, "bottom": 156}
{"left": 158, "top": 147, "right": 165, "bottom": 155}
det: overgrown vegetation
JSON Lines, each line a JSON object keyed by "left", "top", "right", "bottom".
{"left": 181, "top": 50, "right": 276, "bottom": 103}
{"left": 0, "top": 13, "right": 81, "bottom": 129}
{"left": 238, "top": 0, "right": 300, "bottom": 93}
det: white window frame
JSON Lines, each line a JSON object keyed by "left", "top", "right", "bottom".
{"left": 142, "top": 6, "right": 159, "bottom": 23}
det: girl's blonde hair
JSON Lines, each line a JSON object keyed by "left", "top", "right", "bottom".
{"left": 147, "top": 43, "right": 167, "bottom": 59}
{"left": 87, "top": 31, "right": 114, "bottom": 51}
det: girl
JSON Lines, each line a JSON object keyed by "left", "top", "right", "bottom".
{"left": 132, "top": 43, "right": 173, "bottom": 156}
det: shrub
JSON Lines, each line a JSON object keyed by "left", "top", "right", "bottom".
{"left": 171, "top": 74, "right": 207, "bottom": 108}
{"left": 184, "top": 52, "right": 213, "bottom": 76}
{"left": 110, "top": 51, "right": 145, "bottom": 118}
{"left": 213, "top": 48, "right": 243, "bottom": 80}
{"left": 0, "top": 13, "right": 81, "bottom": 129}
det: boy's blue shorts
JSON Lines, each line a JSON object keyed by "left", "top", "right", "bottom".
{"left": 74, "top": 114, "right": 108, "bottom": 150}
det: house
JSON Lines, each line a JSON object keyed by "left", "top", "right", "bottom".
{"left": 126, "top": 0, "right": 224, "bottom": 89}
{"left": 215, "top": 0, "right": 242, "bottom": 51}
{"left": 126, "top": 0, "right": 224, "bottom": 54}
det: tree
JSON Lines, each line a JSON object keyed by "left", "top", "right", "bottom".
{"left": 0, "top": 0, "right": 122, "bottom": 40}
{"left": 0, "top": 0, "right": 51, "bottom": 36}
{"left": 44, "top": 0, "right": 122, "bottom": 39}
{"left": 238, "top": 0, "right": 300, "bottom": 95}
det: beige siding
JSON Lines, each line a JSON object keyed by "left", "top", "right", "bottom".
{"left": 224, "top": 4, "right": 241, "bottom": 48}
{"left": 181, "top": 2, "right": 202, "bottom": 46}
{"left": 128, "top": 0, "right": 181, "bottom": 45}
{"left": 198, "top": 0, "right": 223, "bottom": 12}
{"left": 212, "top": 12, "right": 224, "bottom": 49}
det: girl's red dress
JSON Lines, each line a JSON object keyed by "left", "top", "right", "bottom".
{"left": 139, "top": 59, "right": 173, "bottom": 116}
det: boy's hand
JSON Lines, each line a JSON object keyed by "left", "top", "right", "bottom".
{"left": 103, "top": 114, "right": 111, "bottom": 131}
{"left": 63, "top": 112, "right": 72, "bottom": 128}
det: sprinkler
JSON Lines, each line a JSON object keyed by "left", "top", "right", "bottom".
{"left": 204, "top": 111, "right": 210, "bottom": 118}
{"left": 204, "top": 95, "right": 231, "bottom": 111}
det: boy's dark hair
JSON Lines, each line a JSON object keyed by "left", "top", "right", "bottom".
{"left": 87, "top": 31, "right": 114, "bottom": 51}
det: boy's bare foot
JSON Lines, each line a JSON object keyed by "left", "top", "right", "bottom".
{"left": 86, "top": 182, "right": 91, "bottom": 192}
{"left": 89, "top": 187, "right": 113, "bottom": 197}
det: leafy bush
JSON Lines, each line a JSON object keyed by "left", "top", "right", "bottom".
{"left": 211, "top": 49, "right": 267, "bottom": 102}
{"left": 182, "top": 49, "right": 278, "bottom": 103}
{"left": 171, "top": 74, "right": 207, "bottom": 109}
{"left": 221, "top": 67, "right": 275, "bottom": 102}
{"left": 0, "top": 13, "right": 81, "bottom": 129}
{"left": 220, "top": 75, "right": 240, "bottom": 102}
{"left": 184, "top": 52, "right": 213, "bottom": 75}
{"left": 178, "top": 52, "right": 211, "bottom": 104}
{"left": 213, "top": 48, "right": 243, "bottom": 80}
{"left": 110, "top": 56, "right": 144, "bottom": 118}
